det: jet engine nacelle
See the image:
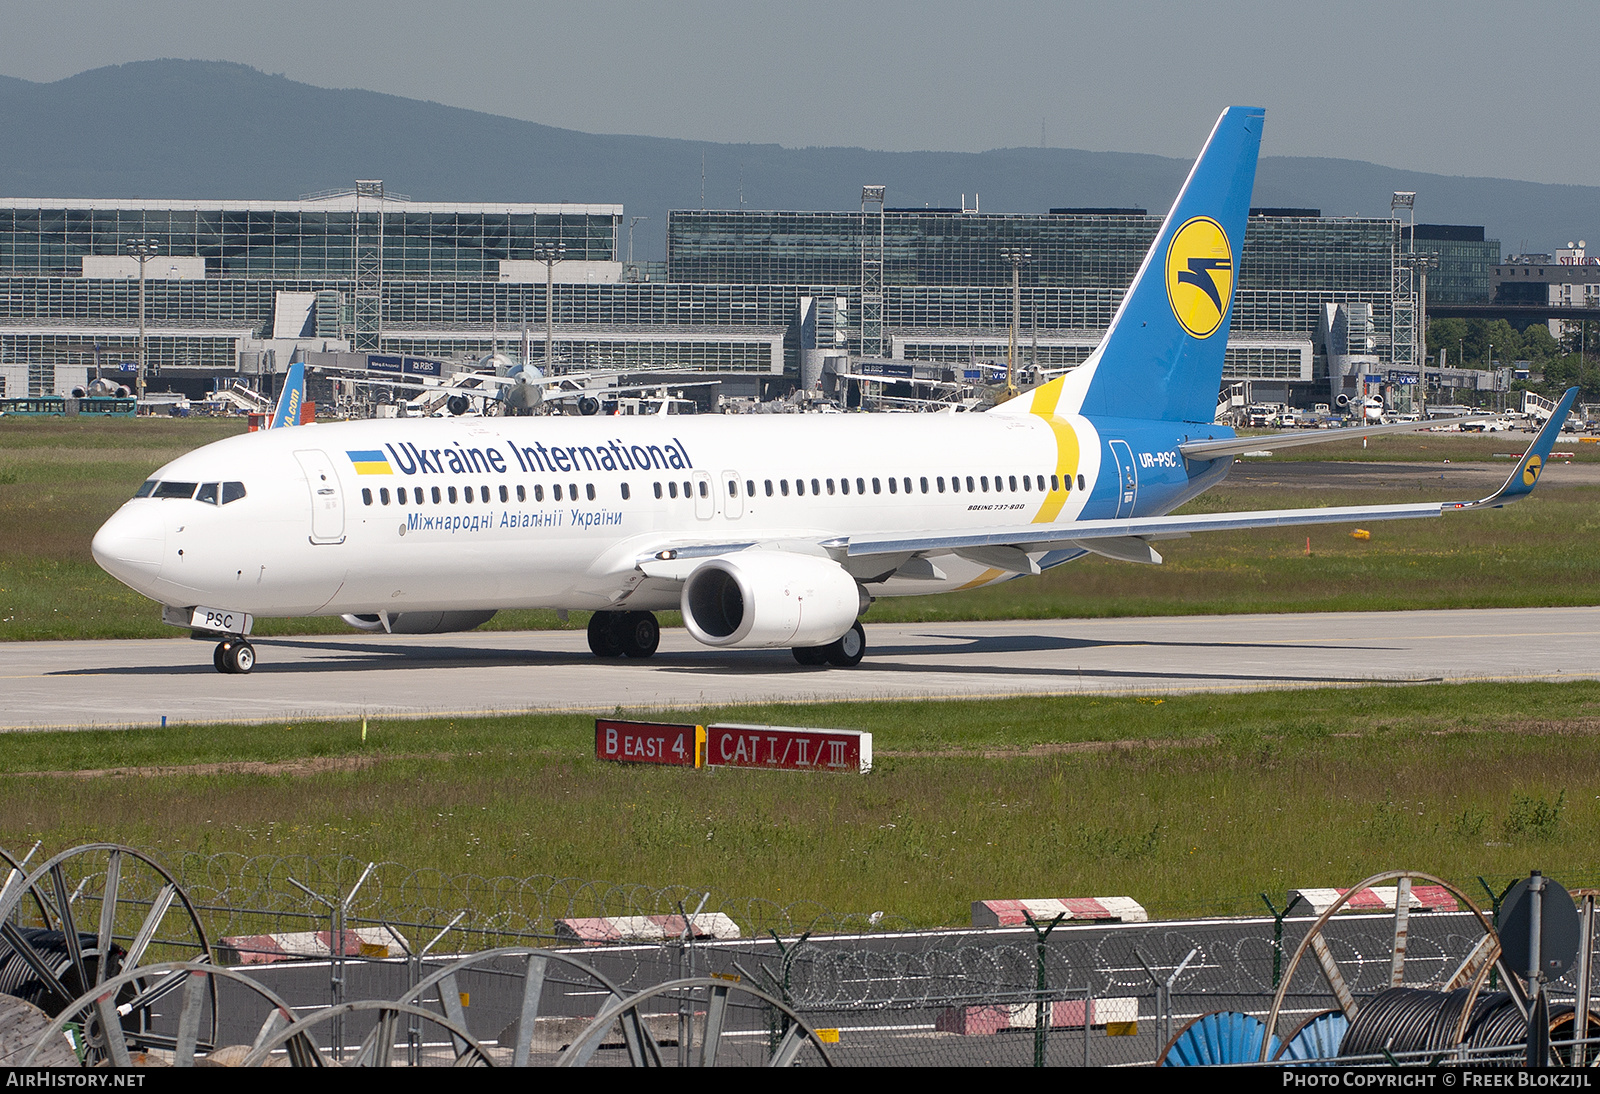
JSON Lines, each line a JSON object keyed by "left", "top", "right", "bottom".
{"left": 341, "top": 610, "right": 497, "bottom": 634}
{"left": 680, "top": 552, "right": 866, "bottom": 649}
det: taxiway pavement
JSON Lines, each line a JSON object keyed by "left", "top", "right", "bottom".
{"left": 3, "top": 605, "right": 1598, "bottom": 731}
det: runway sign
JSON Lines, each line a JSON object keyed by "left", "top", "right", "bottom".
{"left": 705, "top": 723, "right": 872, "bottom": 773}
{"left": 595, "top": 719, "right": 703, "bottom": 767}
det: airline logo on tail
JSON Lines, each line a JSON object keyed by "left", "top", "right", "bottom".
{"left": 268, "top": 363, "right": 307, "bottom": 430}
{"left": 1165, "top": 216, "right": 1234, "bottom": 338}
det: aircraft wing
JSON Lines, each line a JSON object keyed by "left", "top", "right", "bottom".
{"left": 847, "top": 387, "right": 1577, "bottom": 562}
{"left": 1178, "top": 414, "right": 1498, "bottom": 461}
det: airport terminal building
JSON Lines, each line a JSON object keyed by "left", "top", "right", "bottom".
{"left": 0, "top": 185, "right": 1494, "bottom": 408}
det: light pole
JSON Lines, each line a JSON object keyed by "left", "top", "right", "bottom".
{"left": 1000, "top": 247, "right": 1032, "bottom": 397}
{"left": 126, "top": 237, "right": 160, "bottom": 404}
{"left": 627, "top": 217, "right": 648, "bottom": 282}
{"left": 532, "top": 243, "right": 567, "bottom": 369}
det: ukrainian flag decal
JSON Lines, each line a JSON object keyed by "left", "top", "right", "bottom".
{"left": 347, "top": 449, "right": 392, "bottom": 475}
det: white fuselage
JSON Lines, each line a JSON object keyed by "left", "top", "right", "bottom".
{"left": 93, "top": 411, "right": 1117, "bottom": 621}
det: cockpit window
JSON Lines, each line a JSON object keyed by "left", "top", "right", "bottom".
{"left": 134, "top": 480, "right": 156, "bottom": 498}
{"left": 196, "top": 482, "right": 219, "bottom": 505}
{"left": 153, "top": 481, "right": 198, "bottom": 499}
{"left": 221, "top": 482, "right": 246, "bottom": 504}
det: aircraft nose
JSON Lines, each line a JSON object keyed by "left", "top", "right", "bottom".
{"left": 92, "top": 504, "right": 166, "bottom": 588}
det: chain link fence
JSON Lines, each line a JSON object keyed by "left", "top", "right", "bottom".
{"left": 5, "top": 846, "right": 1600, "bottom": 1066}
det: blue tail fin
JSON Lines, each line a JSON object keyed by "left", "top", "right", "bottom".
{"left": 269, "top": 363, "right": 306, "bottom": 429}
{"left": 1021, "top": 107, "right": 1264, "bottom": 424}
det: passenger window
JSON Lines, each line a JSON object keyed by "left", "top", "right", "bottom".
{"left": 937, "top": 476, "right": 945, "bottom": 493}
{"left": 1010, "top": 476, "right": 1018, "bottom": 491}
{"left": 826, "top": 478, "right": 835, "bottom": 495}
{"left": 780, "top": 480, "right": 789, "bottom": 496}
{"left": 196, "top": 482, "right": 219, "bottom": 505}
{"left": 746, "top": 479, "right": 755, "bottom": 496}
{"left": 621, "top": 483, "right": 631, "bottom": 500}
{"left": 840, "top": 478, "right": 850, "bottom": 495}
{"left": 728, "top": 480, "right": 739, "bottom": 496}
{"left": 872, "top": 477, "right": 881, "bottom": 494}
{"left": 1036, "top": 475, "right": 1046, "bottom": 491}
{"left": 587, "top": 484, "right": 596, "bottom": 500}
{"left": 903, "top": 477, "right": 912, "bottom": 494}
{"left": 448, "top": 486, "right": 458, "bottom": 503}
{"left": 1077, "top": 474, "right": 1086, "bottom": 490}
{"left": 555, "top": 484, "right": 565, "bottom": 501}
{"left": 654, "top": 482, "right": 663, "bottom": 499}
{"left": 135, "top": 480, "right": 157, "bottom": 498}
{"left": 668, "top": 482, "right": 677, "bottom": 498}
{"left": 1052, "top": 474, "right": 1061, "bottom": 491}
{"left": 517, "top": 485, "right": 525, "bottom": 501}
{"left": 765, "top": 479, "right": 774, "bottom": 496}
{"left": 920, "top": 477, "right": 928, "bottom": 493}
{"left": 888, "top": 477, "right": 897, "bottom": 494}
{"left": 966, "top": 476, "right": 975, "bottom": 492}
{"left": 499, "top": 485, "right": 508, "bottom": 502}
{"left": 856, "top": 478, "right": 865, "bottom": 494}
{"left": 980, "top": 476, "right": 989, "bottom": 492}
{"left": 681, "top": 481, "right": 689, "bottom": 497}
{"left": 464, "top": 486, "right": 474, "bottom": 503}
{"left": 698, "top": 481, "right": 708, "bottom": 498}
{"left": 431, "top": 486, "right": 442, "bottom": 504}
{"left": 533, "top": 484, "right": 544, "bottom": 502}
{"left": 362, "top": 488, "right": 373, "bottom": 505}
{"left": 795, "top": 479, "right": 805, "bottom": 496}
{"left": 809, "top": 478, "right": 819, "bottom": 495}
{"left": 380, "top": 487, "right": 391, "bottom": 505}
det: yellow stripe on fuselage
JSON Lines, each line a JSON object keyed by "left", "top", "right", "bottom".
{"left": 1027, "top": 377, "right": 1080, "bottom": 524}
{"left": 351, "top": 461, "right": 392, "bottom": 475}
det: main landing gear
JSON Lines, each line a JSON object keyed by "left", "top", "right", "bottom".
{"left": 213, "top": 637, "right": 256, "bottom": 674}
{"left": 793, "top": 621, "right": 866, "bottom": 668}
{"left": 587, "top": 610, "right": 661, "bottom": 659}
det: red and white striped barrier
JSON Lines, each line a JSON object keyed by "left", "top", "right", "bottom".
{"left": 218, "top": 928, "right": 398, "bottom": 965}
{"left": 554, "top": 913, "right": 741, "bottom": 945}
{"left": 935, "top": 997, "right": 1139, "bottom": 1035}
{"left": 1287, "top": 885, "right": 1458, "bottom": 916}
{"left": 971, "top": 897, "right": 1148, "bottom": 929}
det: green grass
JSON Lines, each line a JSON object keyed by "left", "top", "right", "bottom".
{"left": 4, "top": 417, "right": 1599, "bottom": 640}
{"left": 5, "top": 683, "right": 1599, "bottom": 924}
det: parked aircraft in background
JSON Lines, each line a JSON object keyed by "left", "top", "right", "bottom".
{"left": 91, "top": 107, "right": 1578, "bottom": 673}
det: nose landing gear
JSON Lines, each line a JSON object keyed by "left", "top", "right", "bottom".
{"left": 213, "top": 638, "right": 256, "bottom": 674}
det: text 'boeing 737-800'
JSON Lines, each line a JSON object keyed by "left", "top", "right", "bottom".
{"left": 91, "top": 107, "right": 1578, "bottom": 673}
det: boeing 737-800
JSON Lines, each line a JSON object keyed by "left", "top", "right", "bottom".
{"left": 91, "top": 107, "right": 1577, "bottom": 673}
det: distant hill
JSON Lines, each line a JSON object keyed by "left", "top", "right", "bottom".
{"left": 0, "top": 60, "right": 1593, "bottom": 261}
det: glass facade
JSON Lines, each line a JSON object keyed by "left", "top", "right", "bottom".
{"left": 0, "top": 199, "right": 620, "bottom": 280}
{"left": 0, "top": 196, "right": 1423, "bottom": 390}
{"left": 1410, "top": 226, "right": 1500, "bottom": 305}
{"left": 668, "top": 210, "right": 1396, "bottom": 294}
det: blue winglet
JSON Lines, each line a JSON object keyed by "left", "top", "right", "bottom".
{"left": 269, "top": 362, "right": 306, "bottom": 430}
{"left": 1450, "top": 387, "right": 1578, "bottom": 509}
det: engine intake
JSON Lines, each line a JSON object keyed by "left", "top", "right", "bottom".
{"left": 681, "top": 552, "right": 866, "bottom": 648}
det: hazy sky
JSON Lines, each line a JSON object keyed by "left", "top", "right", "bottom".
{"left": 2, "top": 1, "right": 1593, "bottom": 185}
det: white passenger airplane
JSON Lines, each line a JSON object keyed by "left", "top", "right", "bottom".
{"left": 92, "top": 107, "right": 1577, "bottom": 673}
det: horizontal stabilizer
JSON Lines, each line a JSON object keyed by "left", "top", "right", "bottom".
{"left": 1179, "top": 415, "right": 1497, "bottom": 461}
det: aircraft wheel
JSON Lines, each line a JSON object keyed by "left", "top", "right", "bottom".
{"left": 226, "top": 640, "right": 255, "bottom": 674}
{"left": 825, "top": 622, "right": 866, "bottom": 667}
{"left": 621, "top": 612, "right": 660, "bottom": 658}
{"left": 792, "top": 645, "right": 829, "bottom": 666}
{"left": 586, "top": 611, "right": 624, "bottom": 658}
{"left": 213, "top": 642, "right": 229, "bottom": 673}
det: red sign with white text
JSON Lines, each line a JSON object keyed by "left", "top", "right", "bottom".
{"left": 596, "top": 720, "right": 699, "bottom": 766}
{"left": 705, "top": 723, "right": 872, "bottom": 773}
